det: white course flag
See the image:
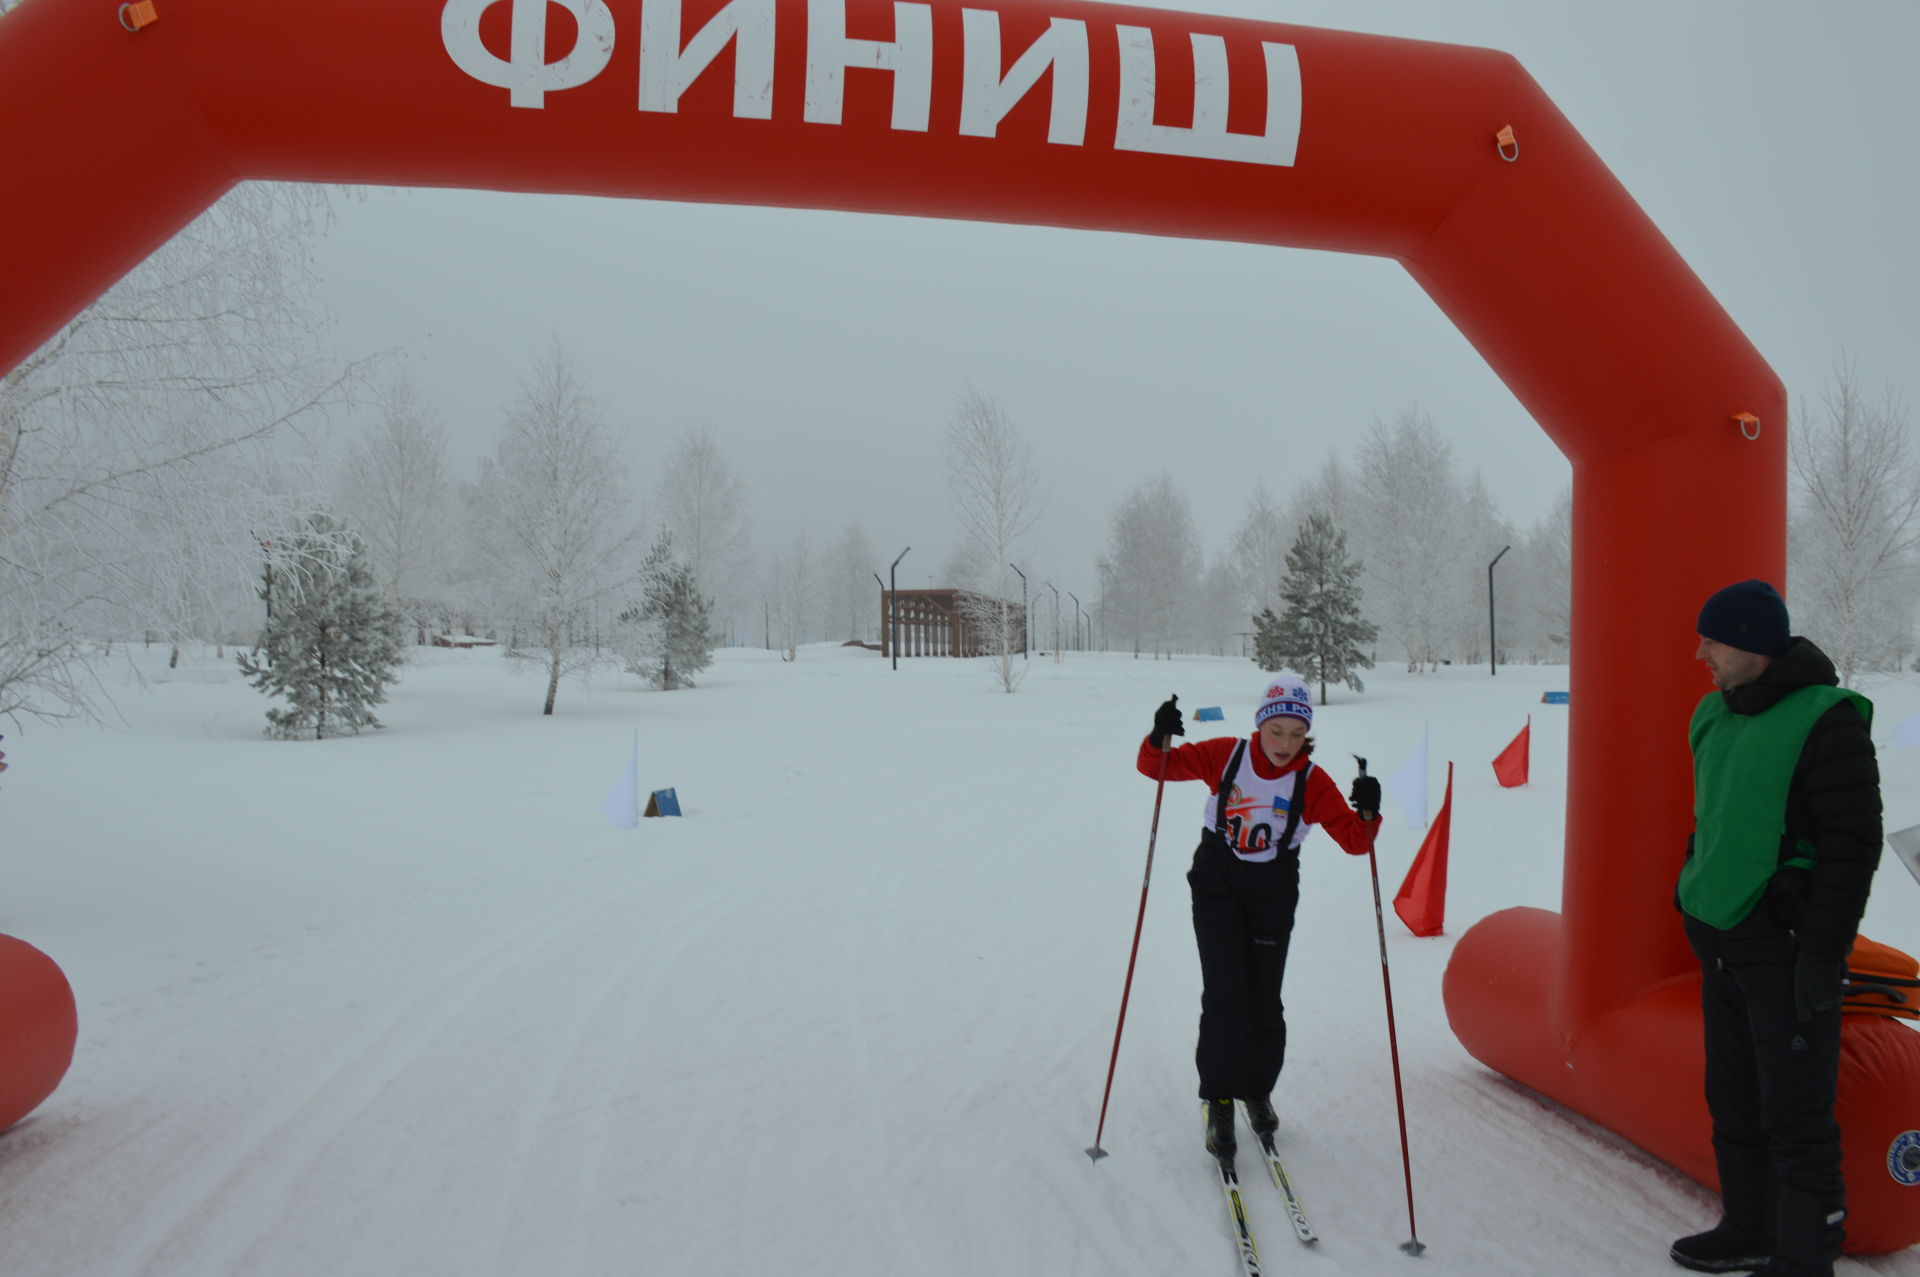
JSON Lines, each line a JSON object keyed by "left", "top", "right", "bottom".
{"left": 1386, "top": 723, "right": 1430, "bottom": 830}
{"left": 601, "top": 731, "right": 639, "bottom": 830}
{"left": 1889, "top": 825, "right": 1920, "bottom": 890}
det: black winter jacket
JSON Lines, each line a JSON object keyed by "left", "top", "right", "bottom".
{"left": 1698, "top": 637, "right": 1883, "bottom": 960}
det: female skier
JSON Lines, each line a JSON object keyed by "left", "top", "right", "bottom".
{"left": 1137, "top": 675, "right": 1381, "bottom": 1159}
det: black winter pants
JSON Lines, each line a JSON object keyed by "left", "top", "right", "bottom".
{"left": 1187, "top": 831, "right": 1301, "bottom": 1101}
{"left": 1685, "top": 913, "right": 1846, "bottom": 1276}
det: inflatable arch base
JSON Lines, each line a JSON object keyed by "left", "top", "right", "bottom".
{"left": 0, "top": 934, "right": 78, "bottom": 1134}
{"left": 1446, "top": 907, "right": 1920, "bottom": 1256}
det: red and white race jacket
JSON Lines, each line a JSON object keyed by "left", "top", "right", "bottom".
{"left": 1135, "top": 735, "right": 1377, "bottom": 863}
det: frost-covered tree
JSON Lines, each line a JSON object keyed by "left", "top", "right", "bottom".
{"left": 1229, "top": 482, "right": 1294, "bottom": 631}
{"left": 652, "top": 425, "right": 752, "bottom": 643}
{"left": 829, "top": 521, "right": 877, "bottom": 642}
{"left": 237, "top": 511, "right": 405, "bottom": 739}
{"left": 128, "top": 412, "right": 321, "bottom": 668}
{"left": 1, "top": 183, "right": 369, "bottom": 723}
{"left": 616, "top": 530, "right": 717, "bottom": 690}
{"left": 336, "top": 368, "right": 456, "bottom": 644}
{"left": 767, "top": 529, "right": 817, "bottom": 660}
{"left": 1514, "top": 485, "right": 1572, "bottom": 663}
{"left": 1193, "top": 554, "right": 1245, "bottom": 658}
{"left": 1251, "top": 511, "right": 1377, "bottom": 700}
{"left": 1788, "top": 360, "right": 1919, "bottom": 683}
{"left": 488, "top": 342, "right": 645, "bottom": 714}
{"left": 1097, "top": 472, "right": 1201, "bottom": 658}
{"left": 945, "top": 383, "right": 1044, "bottom": 691}
{"left": 1450, "top": 472, "right": 1518, "bottom": 667}
{"left": 1354, "top": 405, "right": 1460, "bottom": 671}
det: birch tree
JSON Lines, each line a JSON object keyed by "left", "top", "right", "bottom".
{"left": 1517, "top": 486, "right": 1573, "bottom": 662}
{"left": 1353, "top": 405, "right": 1460, "bottom": 671}
{"left": 1788, "top": 360, "right": 1920, "bottom": 682}
{"left": 1229, "top": 482, "right": 1293, "bottom": 634}
{"left": 1096, "top": 472, "right": 1201, "bottom": 658}
{"left": 829, "top": 521, "right": 877, "bottom": 642}
{"left": 336, "top": 368, "right": 456, "bottom": 644}
{"left": 0, "top": 182, "right": 368, "bottom": 723}
{"left": 944, "top": 384, "right": 1043, "bottom": 691}
{"left": 651, "top": 425, "right": 751, "bottom": 643}
{"left": 1450, "top": 472, "right": 1517, "bottom": 667}
{"left": 489, "top": 342, "right": 645, "bottom": 714}
{"left": 767, "top": 529, "right": 817, "bottom": 660}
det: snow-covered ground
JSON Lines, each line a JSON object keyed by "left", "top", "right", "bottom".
{"left": 3, "top": 644, "right": 1917, "bottom": 1277}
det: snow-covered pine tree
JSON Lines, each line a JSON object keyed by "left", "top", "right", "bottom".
{"left": 617, "top": 531, "right": 718, "bottom": 690}
{"left": 1250, "top": 511, "right": 1377, "bottom": 701}
{"left": 237, "top": 512, "right": 406, "bottom": 739}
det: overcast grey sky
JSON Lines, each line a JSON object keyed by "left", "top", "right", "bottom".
{"left": 309, "top": 0, "right": 1918, "bottom": 600}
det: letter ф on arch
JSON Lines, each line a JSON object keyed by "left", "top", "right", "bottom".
{"left": 1, "top": 0, "right": 1914, "bottom": 1252}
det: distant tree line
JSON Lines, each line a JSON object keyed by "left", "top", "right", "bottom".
{"left": 5, "top": 183, "right": 1914, "bottom": 730}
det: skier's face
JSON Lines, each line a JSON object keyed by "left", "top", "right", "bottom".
{"left": 1695, "top": 635, "right": 1771, "bottom": 690}
{"left": 1258, "top": 716, "right": 1309, "bottom": 767}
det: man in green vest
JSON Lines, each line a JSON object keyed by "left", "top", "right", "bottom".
{"left": 1671, "top": 580, "right": 1883, "bottom": 1277}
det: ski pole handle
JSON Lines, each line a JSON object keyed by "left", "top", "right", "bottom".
{"left": 1352, "top": 754, "right": 1378, "bottom": 822}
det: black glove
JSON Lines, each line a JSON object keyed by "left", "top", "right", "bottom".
{"left": 1149, "top": 695, "right": 1183, "bottom": 750}
{"left": 1349, "top": 774, "right": 1381, "bottom": 820}
{"left": 1793, "top": 951, "right": 1847, "bottom": 1023}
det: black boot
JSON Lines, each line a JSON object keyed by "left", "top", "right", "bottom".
{"left": 1670, "top": 1224, "right": 1771, "bottom": 1273}
{"left": 1674, "top": 1142, "right": 1773, "bottom": 1272}
{"left": 1203, "top": 1099, "right": 1236, "bottom": 1160}
{"left": 1244, "top": 1096, "right": 1279, "bottom": 1141}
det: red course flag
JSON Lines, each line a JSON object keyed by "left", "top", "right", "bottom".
{"left": 1492, "top": 716, "right": 1530, "bottom": 788}
{"left": 1393, "top": 762, "right": 1453, "bottom": 937}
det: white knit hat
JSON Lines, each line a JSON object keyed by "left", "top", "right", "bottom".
{"left": 1254, "top": 674, "right": 1313, "bottom": 729}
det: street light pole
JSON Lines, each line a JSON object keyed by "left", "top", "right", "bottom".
{"left": 890, "top": 547, "right": 910, "bottom": 671}
{"left": 1009, "top": 564, "right": 1028, "bottom": 659}
{"left": 1068, "top": 592, "right": 1082, "bottom": 653}
{"left": 1044, "top": 581, "right": 1060, "bottom": 662}
{"left": 1488, "top": 545, "right": 1511, "bottom": 676}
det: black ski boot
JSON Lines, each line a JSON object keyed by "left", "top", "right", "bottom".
{"left": 1203, "top": 1099, "right": 1236, "bottom": 1160}
{"left": 1244, "top": 1096, "right": 1279, "bottom": 1141}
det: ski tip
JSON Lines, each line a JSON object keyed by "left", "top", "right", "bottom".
{"left": 1400, "top": 1238, "right": 1427, "bottom": 1257}
{"left": 1085, "top": 1145, "right": 1109, "bottom": 1164}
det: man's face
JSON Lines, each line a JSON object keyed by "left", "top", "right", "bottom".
{"left": 1695, "top": 635, "right": 1771, "bottom": 690}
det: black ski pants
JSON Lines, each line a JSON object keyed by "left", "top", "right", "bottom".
{"left": 1187, "top": 831, "right": 1301, "bottom": 1101}
{"left": 1685, "top": 912, "right": 1846, "bottom": 1276}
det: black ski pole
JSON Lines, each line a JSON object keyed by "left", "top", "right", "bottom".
{"left": 1355, "top": 755, "right": 1425, "bottom": 1256}
{"left": 1087, "top": 700, "right": 1176, "bottom": 1162}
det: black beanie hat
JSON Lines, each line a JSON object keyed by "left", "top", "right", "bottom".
{"left": 1696, "top": 579, "right": 1791, "bottom": 656}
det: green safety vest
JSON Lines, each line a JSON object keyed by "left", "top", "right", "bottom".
{"left": 1679, "top": 683, "right": 1871, "bottom": 929}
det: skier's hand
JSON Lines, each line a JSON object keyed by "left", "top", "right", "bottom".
{"left": 1349, "top": 774, "right": 1381, "bottom": 821}
{"left": 1793, "top": 951, "right": 1847, "bottom": 1023}
{"left": 1149, "top": 696, "right": 1184, "bottom": 750}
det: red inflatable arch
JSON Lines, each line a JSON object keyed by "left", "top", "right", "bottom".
{"left": 2, "top": 0, "right": 1914, "bottom": 1249}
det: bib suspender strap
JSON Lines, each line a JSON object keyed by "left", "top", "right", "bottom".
{"left": 1215, "top": 740, "right": 1247, "bottom": 837}
{"left": 1277, "top": 765, "right": 1309, "bottom": 850}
